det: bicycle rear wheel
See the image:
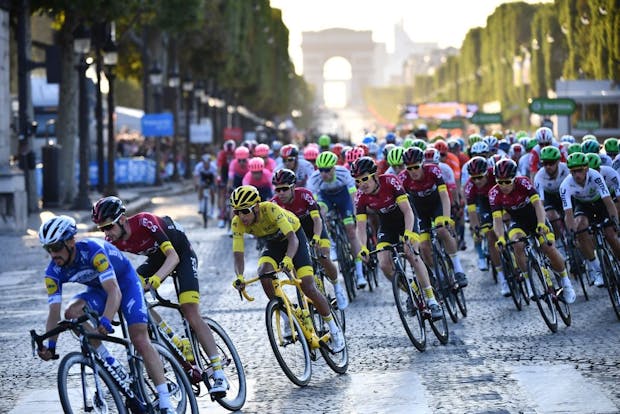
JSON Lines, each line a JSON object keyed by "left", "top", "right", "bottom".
{"left": 265, "top": 299, "right": 312, "bottom": 386}
{"left": 566, "top": 241, "right": 589, "bottom": 301}
{"left": 57, "top": 352, "right": 126, "bottom": 414}
{"left": 599, "top": 246, "right": 620, "bottom": 320}
{"left": 501, "top": 248, "right": 523, "bottom": 311}
{"left": 392, "top": 270, "right": 426, "bottom": 352}
{"left": 528, "top": 259, "right": 558, "bottom": 333}
{"left": 192, "top": 318, "right": 247, "bottom": 411}
{"left": 432, "top": 253, "right": 458, "bottom": 323}
{"left": 336, "top": 232, "right": 357, "bottom": 301}
{"left": 308, "top": 305, "right": 349, "bottom": 374}
{"left": 201, "top": 193, "right": 210, "bottom": 228}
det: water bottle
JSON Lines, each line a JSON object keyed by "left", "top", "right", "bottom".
{"left": 181, "top": 337, "right": 195, "bottom": 363}
{"left": 159, "top": 320, "right": 183, "bottom": 351}
{"left": 301, "top": 309, "right": 313, "bottom": 332}
{"left": 105, "top": 356, "right": 130, "bottom": 385}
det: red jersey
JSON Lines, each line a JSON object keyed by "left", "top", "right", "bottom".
{"left": 398, "top": 164, "right": 445, "bottom": 200}
{"left": 110, "top": 212, "right": 189, "bottom": 256}
{"left": 376, "top": 159, "right": 389, "bottom": 175}
{"left": 488, "top": 176, "right": 537, "bottom": 222}
{"left": 464, "top": 167, "right": 496, "bottom": 207}
{"left": 271, "top": 187, "right": 318, "bottom": 219}
{"left": 355, "top": 174, "right": 407, "bottom": 216}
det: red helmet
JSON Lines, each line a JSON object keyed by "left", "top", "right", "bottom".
{"left": 280, "top": 144, "right": 299, "bottom": 159}
{"left": 433, "top": 139, "right": 448, "bottom": 155}
{"left": 356, "top": 143, "right": 369, "bottom": 156}
{"left": 350, "top": 156, "right": 377, "bottom": 177}
{"left": 331, "top": 143, "right": 344, "bottom": 157}
{"left": 345, "top": 146, "right": 364, "bottom": 163}
{"left": 303, "top": 146, "right": 319, "bottom": 161}
{"left": 424, "top": 148, "right": 440, "bottom": 164}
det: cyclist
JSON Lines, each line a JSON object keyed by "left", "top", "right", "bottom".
{"left": 193, "top": 153, "right": 217, "bottom": 217}
{"left": 230, "top": 185, "right": 345, "bottom": 352}
{"left": 303, "top": 145, "right": 320, "bottom": 169}
{"left": 278, "top": 144, "right": 315, "bottom": 188}
{"left": 318, "top": 134, "right": 331, "bottom": 152}
{"left": 490, "top": 159, "right": 576, "bottom": 303}
{"left": 228, "top": 146, "right": 251, "bottom": 192}
{"left": 37, "top": 215, "right": 175, "bottom": 412}
{"left": 91, "top": 197, "right": 230, "bottom": 396}
{"left": 385, "top": 146, "right": 406, "bottom": 175}
{"left": 529, "top": 127, "right": 561, "bottom": 177}
{"left": 308, "top": 151, "right": 368, "bottom": 288}
{"left": 216, "top": 140, "right": 237, "bottom": 228}
{"left": 254, "top": 143, "right": 276, "bottom": 172}
{"left": 582, "top": 138, "right": 613, "bottom": 167}
{"left": 243, "top": 157, "right": 274, "bottom": 201}
{"left": 351, "top": 157, "right": 443, "bottom": 320}
{"left": 399, "top": 147, "right": 468, "bottom": 289}
{"left": 271, "top": 168, "right": 348, "bottom": 310}
{"left": 560, "top": 152, "right": 620, "bottom": 287}
{"left": 603, "top": 138, "right": 619, "bottom": 161}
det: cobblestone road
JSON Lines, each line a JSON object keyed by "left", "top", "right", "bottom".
{"left": 1, "top": 192, "right": 619, "bottom": 413}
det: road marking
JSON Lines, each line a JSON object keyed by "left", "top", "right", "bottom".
{"left": 512, "top": 364, "right": 618, "bottom": 413}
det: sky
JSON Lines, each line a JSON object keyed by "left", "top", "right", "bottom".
{"left": 270, "top": 0, "right": 551, "bottom": 75}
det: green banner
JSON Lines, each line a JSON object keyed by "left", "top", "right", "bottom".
{"left": 529, "top": 98, "right": 576, "bottom": 115}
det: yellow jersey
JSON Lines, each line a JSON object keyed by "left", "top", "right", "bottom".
{"left": 232, "top": 202, "right": 301, "bottom": 252}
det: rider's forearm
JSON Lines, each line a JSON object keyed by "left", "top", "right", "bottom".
{"left": 233, "top": 252, "right": 245, "bottom": 276}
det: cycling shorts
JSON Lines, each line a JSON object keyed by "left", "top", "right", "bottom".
{"left": 319, "top": 188, "right": 355, "bottom": 223}
{"left": 574, "top": 198, "right": 611, "bottom": 225}
{"left": 258, "top": 228, "right": 313, "bottom": 278}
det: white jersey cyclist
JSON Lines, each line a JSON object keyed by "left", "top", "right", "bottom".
{"left": 307, "top": 165, "right": 356, "bottom": 198}
{"left": 599, "top": 165, "right": 620, "bottom": 196}
{"left": 534, "top": 162, "right": 570, "bottom": 202}
{"left": 560, "top": 168, "right": 610, "bottom": 210}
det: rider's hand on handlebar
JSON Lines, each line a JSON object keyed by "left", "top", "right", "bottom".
{"left": 97, "top": 316, "right": 114, "bottom": 335}
{"left": 310, "top": 234, "right": 320, "bottom": 247}
{"left": 232, "top": 274, "right": 246, "bottom": 291}
{"left": 495, "top": 236, "right": 506, "bottom": 249}
{"left": 403, "top": 229, "right": 420, "bottom": 244}
{"left": 280, "top": 256, "right": 294, "bottom": 273}
{"left": 434, "top": 215, "right": 454, "bottom": 228}
{"left": 357, "top": 246, "right": 369, "bottom": 262}
{"left": 146, "top": 275, "right": 161, "bottom": 290}
{"left": 536, "top": 223, "right": 551, "bottom": 235}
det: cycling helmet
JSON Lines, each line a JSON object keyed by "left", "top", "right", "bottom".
{"left": 303, "top": 146, "right": 319, "bottom": 161}
{"left": 518, "top": 137, "right": 530, "bottom": 148}
{"left": 385, "top": 132, "right": 397, "bottom": 144}
{"left": 560, "top": 135, "right": 576, "bottom": 143}
{"left": 271, "top": 140, "right": 283, "bottom": 152}
{"left": 424, "top": 148, "right": 440, "bottom": 164}
{"left": 230, "top": 185, "right": 260, "bottom": 209}
{"left": 534, "top": 127, "right": 554, "bottom": 145}
{"left": 582, "top": 134, "right": 597, "bottom": 142}
{"left": 509, "top": 143, "right": 524, "bottom": 158}
{"left": 350, "top": 156, "right": 377, "bottom": 178}
{"left": 201, "top": 153, "right": 211, "bottom": 163}
{"left": 581, "top": 139, "right": 600, "bottom": 154}
{"left": 387, "top": 147, "right": 404, "bottom": 167}
{"left": 331, "top": 142, "right": 344, "bottom": 157}
{"left": 468, "top": 133, "right": 483, "bottom": 145}
{"left": 367, "top": 142, "right": 379, "bottom": 156}
{"left": 272, "top": 168, "right": 296, "bottom": 186}
{"left": 566, "top": 152, "right": 589, "bottom": 169}
{"left": 362, "top": 134, "right": 377, "bottom": 144}
{"left": 467, "top": 156, "right": 489, "bottom": 176}
{"left": 586, "top": 153, "right": 602, "bottom": 170}
{"left": 402, "top": 147, "right": 424, "bottom": 165}
{"left": 92, "top": 196, "right": 126, "bottom": 225}
{"left": 488, "top": 153, "right": 504, "bottom": 167}
{"left": 244, "top": 139, "right": 258, "bottom": 154}
{"left": 223, "top": 139, "right": 236, "bottom": 153}
{"left": 315, "top": 151, "right": 338, "bottom": 169}
{"left": 411, "top": 139, "right": 427, "bottom": 151}
{"left": 604, "top": 138, "right": 619, "bottom": 155}
{"left": 280, "top": 144, "right": 299, "bottom": 159}
{"left": 498, "top": 139, "right": 510, "bottom": 153}
{"left": 433, "top": 140, "right": 448, "bottom": 155}
{"left": 567, "top": 142, "right": 582, "bottom": 155}
{"left": 39, "top": 215, "right": 77, "bottom": 246}
{"left": 345, "top": 147, "right": 363, "bottom": 164}
{"left": 494, "top": 158, "right": 518, "bottom": 179}
{"left": 483, "top": 136, "right": 499, "bottom": 152}
{"left": 234, "top": 146, "right": 250, "bottom": 160}
{"left": 492, "top": 130, "right": 504, "bottom": 140}
{"left": 382, "top": 143, "right": 396, "bottom": 159}
{"left": 515, "top": 130, "right": 529, "bottom": 140}
{"left": 254, "top": 143, "right": 270, "bottom": 157}
{"left": 402, "top": 137, "right": 415, "bottom": 149}
{"left": 318, "top": 134, "right": 331, "bottom": 148}
{"left": 356, "top": 143, "right": 369, "bottom": 156}
{"left": 526, "top": 138, "right": 538, "bottom": 152}
{"left": 248, "top": 157, "right": 265, "bottom": 172}
{"left": 470, "top": 141, "right": 489, "bottom": 156}
{"left": 540, "top": 146, "right": 562, "bottom": 162}
{"left": 447, "top": 139, "right": 460, "bottom": 151}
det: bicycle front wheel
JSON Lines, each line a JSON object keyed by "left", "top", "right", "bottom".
{"left": 528, "top": 259, "right": 558, "bottom": 333}
{"left": 599, "top": 246, "right": 620, "bottom": 320}
{"left": 57, "top": 351, "right": 126, "bottom": 414}
{"left": 265, "top": 299, "right": 312, "bottom": 386}
{"left": 392, "top": 270, "right": 426, "bottom": 352}
{"left": 432, "top": 254, "right": 458, "bottom": 323}
{"left": 501, "top": 248, "right": 523, "bottom": 311}
{"left": 309, "top": 305, "right": 349, "bottom": 374}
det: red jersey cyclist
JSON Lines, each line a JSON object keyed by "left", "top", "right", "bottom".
{"left": 489, "top": 159, "right": 576, "bottom": 304}
{"left": 351, "top": 157, "right": 443, "bottom": 320}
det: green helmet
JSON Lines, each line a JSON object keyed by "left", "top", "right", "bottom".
{"left": 581, "top": 139, "right": 600, "bottom": 154}
{"left": 566, "top": 152, "right": 589, "bottom": 169}
{"left": 567, "top": 142, "right": 582, "bottom": 155}
{"left": 315, "top": 151, "right": 338, "bottom": 169}
{"left": 468, "top": 134, "right": 483, "bottom": 145}
{"left": 585, "top": 153, "right": 601, "bottom": 170}
{"left": 582, "top": 134, "right": 597, "bottom": 142}
{"left": 403, "top": 137, "right": 415, "bottom": 149}
{"left": 604, "top": 137, "right": 619, "bottom": 154}
{"left": 526, "top": 138, "right": 538, "bottom": 152}
{"left": 318, "top": 134, "right": 331, "bottom": 148}
{"left": 540, "top": 146, "right": 561, "bottom": 161}
{"left": 386, "top": 147, "right": 404, "bottom": 167}
{"left": 411, "top": 139, "right": 427, "bottom": 151}
{"left": 515, "top": 130, "right": 529, "bottom": 140}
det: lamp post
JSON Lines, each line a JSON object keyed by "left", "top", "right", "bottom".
{"left": 103, "top": 28, "right": 118, "bottom": 196}
{"left": 182, "top": 75, "right": 194, "bottom": 179}
{"left": 168, "top": 69, "right": 180, "bottom": 180}
{"left": 149, "top": 63, "right": 163, "bottom": 186}
{"left": 72, "top": 23, "right": 93, "bottom": 210}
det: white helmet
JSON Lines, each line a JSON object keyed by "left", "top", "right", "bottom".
{"left": 39, "top": 215, "right": 77, "bottom": 246}
{"left": 535, "top": 127, "right": 554, "bottom": 145}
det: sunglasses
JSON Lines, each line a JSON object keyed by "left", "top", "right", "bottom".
{"left": 497, "top": 179, "right": 514, "bottom": 185}
{"left": 318, "top": 167, "right": 332, "bottom": 173}
{"left": 355, "top": 173, "right": 375, "bottom": 185}
{"left": 542, "top": 160, "right": 557, "bottom": 166}
{"left": 275, "top": 186, "right": 291, "bottom": 193}
{"left": 570, "top": 168, "right": 587, "bottom": 174}
{"left": 471, "top": 175, "right": 486, "bottom": 181}
{"left": 406, "top": 164, "right": 422, "bottom": 171}
{"left": 98, "top": 215, "right": 121, "bottom": 231}
{"left": 284, "top": 157, "right": 296, "bottom": 163}
{"left": 238, "top": 159, "right": 247, "bottom": 163}
{"left": 233, "top": 207, "right": 254, "bottom": 216}
{"left": 44, "top": 241, "right": 65, "bottom": 253}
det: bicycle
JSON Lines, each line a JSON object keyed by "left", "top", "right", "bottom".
{"left": 363, "top": 220, "right": 380, "bottom": 290}
{"left": 428, "top": 224, "right": 467, "bottom": 322}
{"left": 552, "top": 217, "right": 591, "bottom": 301}
{"left": 30, "top": 306, "right": 198, "bottom": 414}
{"left": 146, "top": 287, "right": 247, "bottom": 411}
{"left": 369, "top": 242, "right": 449, "bottom": 351}
{"left": 499, "top": 237, "right": 530, "bottom": 311}
{"left": 477, "top": 225, "right": 498, "bottom": 284}
{"left": 236, "top": 268, "right": 348, "bottom": 386}
{"left": 200, "top": 186, "right": 211, "bottom": 228}
{"left": 325, "top": 209, "right": 357, "bottom": 301}
{"left": 580, "top": 219, "right": 620, "bottom": 319}
{"left": 309, "top": 247, "right": 346, "bottom": 332}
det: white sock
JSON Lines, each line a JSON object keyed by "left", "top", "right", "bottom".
{"left": 156, "top": 382, "right": 171, "bottom": 409}
{"left": 450, "top": 254, "right": 464, "bottom": 273}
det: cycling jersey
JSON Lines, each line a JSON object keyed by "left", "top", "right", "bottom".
{"left": 193, "top": 160, "right": 217, "bottom": 187}
{"left": 274, "top": 158, "right": 315, "bottom": 188}
{"left": 307, "top": 166, "right": 356, "bottom": 196}
{"left": 529, "top": 142, "right": 564, "bottom": 175}
{"left": 242, "top": 169, "right": 274, "bottom": 200}
{"left": 271, "top": 187, "right": 328, "bottom": 243}
{"left": 489, "top": 176, "right": 538, "bottom": 225}
{"left": 534, "top": 162, "right": 569, "bottom": 202}
{"left": 560, "top": 168, "right": 610, "bottom": 210}
{"left": 228, "top": 159, "right": 249, "bottom": 188}
{"left": 216, "top": 150, "right": 234, "bottom": 185}
{"left": 399, "top": 164, "right": 447, "bottom": 232}
{"left": 598, "top": 166, "right": 620, "bottom": 196}
{"left": 442, "top": 152, "right": 461, "bottom": 182}
{"left": 464, "top": 168, "right": 496, "bottom": 209}
{"left": 43, "top": 238, "right": 147, "bottom": 325}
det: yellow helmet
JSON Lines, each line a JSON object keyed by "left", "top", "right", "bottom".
{"left": 230, "top": 185, "right": 260, "bottom": 210}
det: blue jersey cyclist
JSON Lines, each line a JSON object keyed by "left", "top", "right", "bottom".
{"left": 36, "top": 215, "right": 174, "bottom": 412}
{"left": 307, "top": 151, "right": 368, "bottom": 289}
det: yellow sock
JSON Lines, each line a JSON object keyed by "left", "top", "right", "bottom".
{"left": 424, "top": 286, "right": 435, "bottom": 300}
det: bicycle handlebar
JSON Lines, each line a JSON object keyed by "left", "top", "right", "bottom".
{"left": 234, "top": 276, "right": 260, "bottom": 302}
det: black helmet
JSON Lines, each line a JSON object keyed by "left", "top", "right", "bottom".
{"left": 350, "top": 156, "right": 377, "bottom": 178}
{"left": 402, "top": 147, "right": 424, "bottom": 165}
{"left": 494, "top": 158, "right": 518, "bottom": 179}
{"left": 467, "top": 156, "right": 488, "bottom": 176}
{"left": 272, "top": 168, "right": 297, "bottom": 186}
{"left": 92, "top": 196, "right": 126, "bottom": 226}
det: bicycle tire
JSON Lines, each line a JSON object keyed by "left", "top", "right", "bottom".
{"left": 432, "top": 248, "right": 458, "bottom": 323}
{"left": 57, "top": 351, "right": 127, "bottom": 414}
{"left": 336, "top": 232, "right": 357, "bottom": 301}
{"left": 138, "top": 342, "right": 199, "bottom": 413}
{"left": 442, "top": 250, "right": 468, "bottom": 317}
{"left": 265, "top": 299, "right": 312, "bottom": 386}
{"left": 366, "top": 226, "right": 380, "bottom": 289}
{"left": 201, "top": 193, "right": 210, "bottom": 228}
{"left": 428, "top": 295, "right": 449, "bottom": 345}
{"left": 528, "top": 258, "right": 558, "bottom": 333}
{"left": 191, "top": 318, "right": 247, "bottom": 411}
{"left": 391, "top": 270, "right": 426, "bottom": 351}
{"left": 308, "top": 304, "right": 349, "bottom": 374}
{"left": 501, "top": 248, "right": 523, "bottom": 311}
{"left": 317, "top": 272, "right": 346, "bottom": 333}
{"left": 566, "top": 241, "right": 590, "bottom": 301}
{"left": 554, "top": 275, "right": 572, "bottom": 327}
{"left": 599, "top": 246, "right": 620, "bottom": 320}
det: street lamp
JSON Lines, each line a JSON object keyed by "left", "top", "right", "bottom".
{"left": 103, "top": 30, "right": 118, "bottom": 196}
{"left": 168, "top": 69, "right": 180, "bottom": 180}
{"left": 72, "top": 23, "right": 93, "bottom": 210}
{"left": 149, "top": 63, "right": 163, "bottom": 186}
{"left": 182, "top": 75, "right": 194, "bottom": 179}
